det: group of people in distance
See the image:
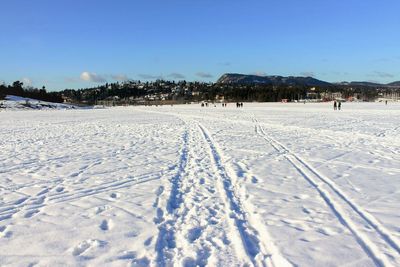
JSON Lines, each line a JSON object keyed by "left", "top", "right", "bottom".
{"left": 200, "top": 101, "right": 347, "bottom": 110}
{"left": 200, "top": 102, "right": 242, "bottom": 108}
{"left": 236, "top": 102, "right": 243, "bottom": 108}
{"left": 333, "top": 100, "right": 342, "bottom": 110}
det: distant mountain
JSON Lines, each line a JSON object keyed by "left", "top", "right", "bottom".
{"left": 217, "top": 73, "right": 332, "bottom": 87}
{"left": 340, "top": 81, "right": 400, "bottom": 87}
{"left": 347, "top": 81, "right": 384, "bottom": 87}
{"left": 217, "top": 73, "right": 400, "bottom": 88}
{"left": 387, "top": 81, "right": 400, "bottom": 86}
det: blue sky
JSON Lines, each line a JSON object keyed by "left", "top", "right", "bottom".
{"left": 1, "top": 0, "right": 400, "bottom": 91}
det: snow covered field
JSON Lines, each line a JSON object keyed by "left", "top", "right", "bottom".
{"left": 1, "top": 102, "right": 399, "bottom": 266}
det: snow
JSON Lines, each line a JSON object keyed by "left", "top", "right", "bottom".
{"left": 0, "top": 95, "right": 78, "bottom": 110}
{"left": 0, "top": 102, "right": 399, "bottom": 266}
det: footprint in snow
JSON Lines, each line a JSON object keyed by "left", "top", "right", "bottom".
{"left": 302, "top": 207, "right": 314, "bottom": 215}
{"left": 208, "top": 208, "right": 217, "bottom": 217}
{"left": 153, "top": 208, "right": 164, "bottom": 224}
{"left": 32, "top": 196, "right": 46, "bottom": 205}
{"left": 0, "top": 225, "right": 13, "bottom": 238}
{"left": 24, "top": 209, "right": 40, "bottom": 218}
{"left": 37, "top": 188, "right": 49, "bottom": 196}
{"left": 187, "top": 227, "right": 203, "bottom": 242}
{"left": 294, "top": 194, "right": 310, "bottom": 200}
{"left": 100, "top": 219, "right": 112, "bottom": 231}
{"left": 117, "top": 251, "right": 137, "bottom": 260}
{"left": 95, "top": 205, "right": 110, "bottom": 215}
{"left": 56, "top": 187, "right": 64, "bottom": 193}
{"left": 27, "top": 261, "right": 38, "bottom": 267}
{"left": 14, "top": 197, "right": 28, "bottom": 205}
{"left": 317, "top": 227, "right": 336, "bottom": 236}
{"left": 155, "top": 186, "right": 164, "bottom": 196}
{"left": 0, "top": 214, "right": 12, "bottom": 222}
{"left": 1, "top": 228, "right": 13, "bottom": 238}
{"left": 125, "top": 231, "right": 138, "bottom": 238}
{"left": 132, "top": 257, "right": 150, "bottom": 267}
{"left": 72, "top": 239, "right": 107, "bottom": 256}
{"left": 144, "top": 237, "right": 153, "bottom": 246}
{"left": 182, "top": 257, "right": 198, "bottom": 267}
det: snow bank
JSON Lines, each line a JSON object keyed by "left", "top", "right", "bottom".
{"left": 0, "top": 95, "right": 78, "bottom": 110}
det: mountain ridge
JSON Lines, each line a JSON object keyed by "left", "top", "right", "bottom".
{"left": 216, "top": 73, "right": 400, "bottom": 87}
{"left": 216, "top": 73, "right": 331, "bottom": 87}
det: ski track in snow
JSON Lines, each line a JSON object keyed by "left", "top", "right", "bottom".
{"left": 253, "top": 117, "right": 400, "bottom": 267}
{"left": 178, "top": 111, "right": 400, "bottom": 161}
{"left": 0, "top": 170, "right": 165, "bottom": 221}
{"left": 152, "top": 114, "right": 290, "bottom": 266}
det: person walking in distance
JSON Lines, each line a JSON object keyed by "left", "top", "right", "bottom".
{"left": 338, "top": 101, "right": 341, "bottom": 110}
{"left": 333, "top": 101, "right": 337, "bottom": 110}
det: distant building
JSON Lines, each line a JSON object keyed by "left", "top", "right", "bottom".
{"left": 215, "top": 94, "right": 225, "bottom": 101}
{"left": 320, "top": 91, "right": 343, "bottom": 101}
{"left": 382, "top": 91, "right": 400, "bottom": 101}
{"left": 306, "top": 92, "right": 318, "bottom": 99}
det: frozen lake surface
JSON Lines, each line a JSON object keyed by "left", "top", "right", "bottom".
{"left": 1, "top": 102, "right": 399, "bottom": 266}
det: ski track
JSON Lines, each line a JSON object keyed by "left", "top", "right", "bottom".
{"left": 153, "top": 114, "right": 290, "bottom": 267}
{"left": 182, "top": 112, "right": 400, "bottom": 160}
{"left": 253, "top": 117, "right": 400, "bottom": 267}
{"left": 198, "top": 123, "right": 291, "bottom": 267}
{"left": 0, "top": 169, "right": 167, "bottom": 223}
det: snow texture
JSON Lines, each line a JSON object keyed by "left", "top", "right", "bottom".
{"left": 0, "top": 102, "right": 399, "bottom": 266}
{"left": 0, "top": 95, "right": 79, "bottom": 110}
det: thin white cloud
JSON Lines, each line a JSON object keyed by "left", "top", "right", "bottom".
{"left": 218, "top": 62, "right": 232, "bottom": 66}
{"left": 138, "top": 74, "right": 163, "bottom": 80}
{"left": 111, "top": 74, "right": 129, "bottom": 81}
{"left": 168, "top": 73, "right": 185, "bottom": 79}
{"left": 251, "top": 71, "right": 267, "bottom": 76}
{"left": 21, "top": 77, "right": 32, "bottom": 87}
{"left": 299, "top": 71, "right": 315, "bottom": 77}
{"left": 65, "top": 77, "right": 79, "bottom": 83}
{"left": 370, "top": 71, "right": 394, "bottom": 79}
{"left": 80, "top": 71, "right": 107, "bottom": 83}
{"left": 332, "top": 71, "right": 351, "bottom": 76}
{"left": 372, "top": 58, "right": 390, "bottom": 63}
{"left": 195, "top": 72, "right": 213, "bottom": 78}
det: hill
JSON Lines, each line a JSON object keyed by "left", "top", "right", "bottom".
{"left": 216, "top": 73, "right": 332, "bottom": 87}
{"left": 387, "top": 81, "right": 400, "bottom": 87}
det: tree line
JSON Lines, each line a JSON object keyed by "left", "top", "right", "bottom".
{"left": 0, "top": 81, "right": 63, "bottom": 103}
{"left": 60, "top": 81, "right": 344, "bottom": 104}
{"left": 1, "top": 79, "right": 386, "bottom": 105}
